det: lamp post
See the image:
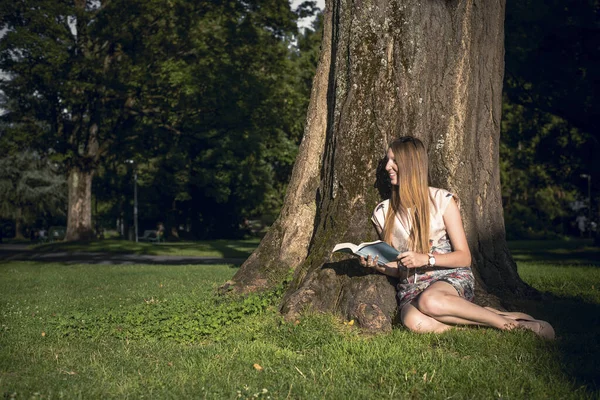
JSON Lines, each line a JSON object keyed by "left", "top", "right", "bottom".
{"left": 126, "top": 160, "right": 138, "bottom": 242}
{"left": 581, "top": 174, "right": 591, "bottom": 238}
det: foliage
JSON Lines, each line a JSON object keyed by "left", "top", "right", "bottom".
{"left": 0, "top": 0, "right": 321, "bottom": 240}
{"left": 134, "top": 4, "right": 322, "bottom": 238}
{"left": 0, "top": 151, "right": 66, "bottom": 236}
{"left": 0, "top": 0, "right": 595, "bottom": 242}
{"left": 0, "top": 0, "right": 170, "bottom": 238}
{"left": 502, "top": 0, "right": 600, "bottom": 238}
{"left": 504, "top": 0, "right": 600, "bottom": 138}
{"left": 47, "top": 265, "right": 290, "bottom": 345}
{"left": 0, "top": 0, "right": 138, "bottom": 161}
{"left": 52, "top": 283, "right": 286, "bottom": 344}
{"left": 500, "top": 98, "right": 588, "bottom": 239}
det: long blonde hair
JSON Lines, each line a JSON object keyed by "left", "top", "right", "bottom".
{"left": 383, "top": 137, "right": 431, "bottom": 253}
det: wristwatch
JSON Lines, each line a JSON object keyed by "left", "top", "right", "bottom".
{"left": 427, "top": 253, "right": 436, "bottom": 267}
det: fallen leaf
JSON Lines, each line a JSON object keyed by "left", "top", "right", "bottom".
{"left": 61, "top": 370, "right": 77, "bottom": 375}
{"left": 348, "top": 319, "right": 355, "bottom": 326}
{"left": 294, "top": 320, "right": 300, "bottom": 325}
{"left": 41, "top": 332, "right": 46, "bottom": 337}
{"left": 253, "top": 363, "right": 263, "bottom": 371}
{"left": 167, "top": 362, "right": 173, "bottom": 367}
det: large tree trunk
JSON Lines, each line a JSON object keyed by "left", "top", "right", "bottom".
{"left": 65, "top": 166, "right": 95, "bottom": 241}
{"left": 234, "top": 0, "right": 529, "bottom": 332}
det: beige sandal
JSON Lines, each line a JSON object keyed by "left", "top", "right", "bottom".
{"left": 516, "top": 319, "right": 556, "bottom": 340}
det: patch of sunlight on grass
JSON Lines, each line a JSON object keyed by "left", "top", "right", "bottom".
{"left": 31, "top": 238, "right": 261, "bottom": 258}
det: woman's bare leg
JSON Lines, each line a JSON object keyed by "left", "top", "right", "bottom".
{"left": 414, "top": 281, "right": 555, "bottom": 338}
{"left": 402, "top": 298, "right": 498, "bottom": 332}
{"left": 401, "top": 302, "right": 453, "bottom": 333}
{"left": 400, "top": 282, "right": 554, "bottom": 338}
{"left": 414, "top": 281, "right": 517, "bottom": 329}
{"left": 484, "top": 307, "right": 535, "bottom": 321}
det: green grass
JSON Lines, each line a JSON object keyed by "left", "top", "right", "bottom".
{"left": 1, "top": 238, "right": 32, "bottom": 245}
{"left": 1, "top": 241, "right": 599, "bottom": 399}
{"left": 31, "top": 238, "right": 261, "bottom": 258}
{"left": 508, "top": 238, "right": 600, "bottom": 266}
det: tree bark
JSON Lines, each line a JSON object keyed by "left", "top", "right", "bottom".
{"left": 65, "top": 166, "right": 95, "bottom": 241}
{"left": 14, "top": 207, "right": 25, "bottom": 240}
{"left": 236, "top": 0, "right": 530, "bottom": 332}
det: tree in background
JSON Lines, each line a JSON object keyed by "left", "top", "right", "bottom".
{"left": 100, "top": 1, "right": 321, "bottom": 239}
{"left": 0, "top": 152, "right": 66, "bottom": 239}
{"left": 143, "top": 0, "right": 309, "bottom": 238}
{"left": 0, "top": 0, "right": 160, "bottom": 240}
{"left": 0, "top": 0, "right": 320, "bottom": 240}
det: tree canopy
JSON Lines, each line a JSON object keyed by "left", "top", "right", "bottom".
{"left": 0, "top": 0, "right": 321, "bottom": 239}
{"left": 0, "top": 151, "right": 66, "bottom": 238}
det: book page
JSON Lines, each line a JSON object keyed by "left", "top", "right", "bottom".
{"left": 332, "top": 243, "right": 359, "bottom": 253}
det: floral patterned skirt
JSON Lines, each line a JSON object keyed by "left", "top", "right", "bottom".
{"left": 397, "top": 267, "right": 475, "bottom": 310}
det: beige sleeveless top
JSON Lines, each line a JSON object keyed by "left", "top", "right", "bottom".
{"left": 371, "top": 187, "right": 458, "bottom": 254}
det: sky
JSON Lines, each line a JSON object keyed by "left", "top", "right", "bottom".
{"left": 291, "top": 0, "right": 325, "bottom": 30}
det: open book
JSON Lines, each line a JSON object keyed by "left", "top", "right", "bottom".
{"left": 332, "top": 240, "right": 401, "bottom": 266}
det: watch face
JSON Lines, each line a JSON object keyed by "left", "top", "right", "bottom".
{"left": 429, "top": 256, "right": 435, "bottom": 265}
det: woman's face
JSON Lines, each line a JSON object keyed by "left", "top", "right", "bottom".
{"left": 385, "top": 148, "right": 399, "bottom": 185}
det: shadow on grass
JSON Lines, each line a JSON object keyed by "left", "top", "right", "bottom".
{"left": 507, "top": 292, "right": 600, "bottom": 393}
{"left": 24, "top": 238, "right": 259, "bottom": 258}
{"left": 508, "top": 239, "right": 600, "bottom": 266}
{"left": 33, "top": 240, "right": 159, "bottom": 255}
{"left": 0, "top": 240, "right": 254, "bottom": 265}
{"left": 0, "top": 251, "right": 246, "bottom": 265}
{"left": 506, "top": 238, "right": 600, "bottom": 393}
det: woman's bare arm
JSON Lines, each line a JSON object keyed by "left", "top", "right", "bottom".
{"left": 395, "top": 198, "right": 471, "bottom": 269}
{"left": 434, "top": 197, "right": 472, "bottom": 267}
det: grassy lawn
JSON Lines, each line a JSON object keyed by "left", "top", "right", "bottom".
{"left": 508, "top": 238, "right": 600, "bottom": 266}
{"left": 1, "top": 241, "right": 599, "bottom": 398}
{"left": 30, "top": 238, "right": 261, "bottom": 258}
